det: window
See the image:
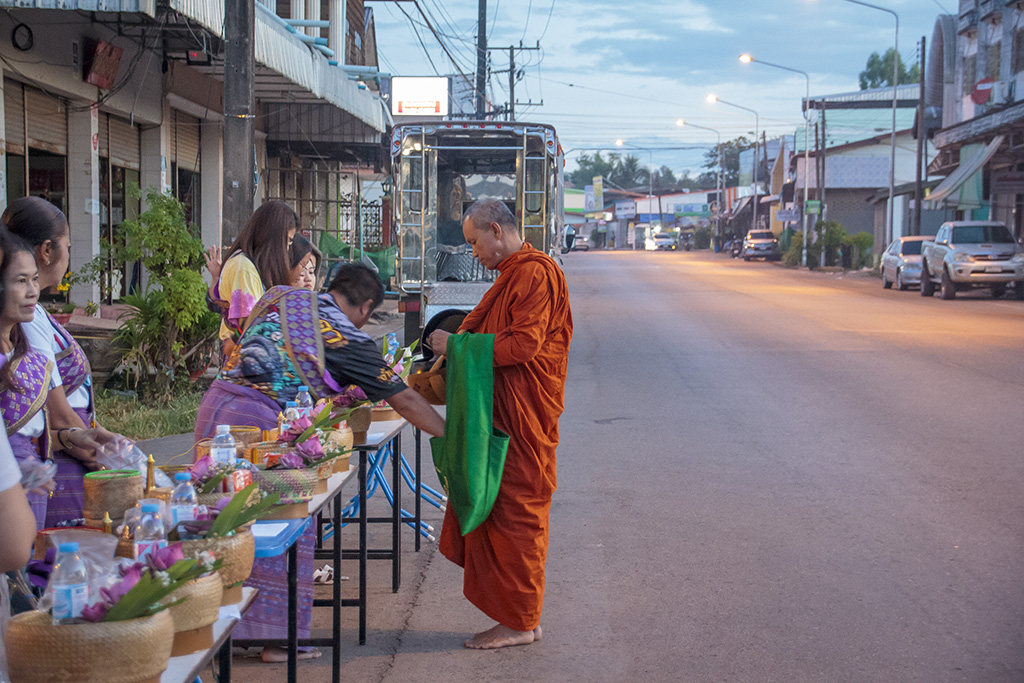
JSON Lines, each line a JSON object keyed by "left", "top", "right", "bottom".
{"left": 899, "top": 240, "right": 924, "bottom": 256}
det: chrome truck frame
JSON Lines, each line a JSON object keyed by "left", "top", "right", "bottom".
{"left": 389, "top": 121, "right": 564, "bottom": 342}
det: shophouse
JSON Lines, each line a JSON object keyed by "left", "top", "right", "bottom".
{"left": 0, "top": 0, "right": 388, "bottom": 305}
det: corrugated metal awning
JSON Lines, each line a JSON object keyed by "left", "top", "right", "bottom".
{"left": 169, "top": 0, "right": 387, "bottom": 134}
{"left": 924, "top": 135, "right": 1004, "bottom": 208}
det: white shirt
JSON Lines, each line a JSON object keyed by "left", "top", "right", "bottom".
{"left": 22, "top": 303, "right": 89, "bottom": 409}
{"left": 0, "top": 430, "right": 20, "bottom": 493}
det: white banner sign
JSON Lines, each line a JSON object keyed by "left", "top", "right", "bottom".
{"left": 615, "top": 200, "right": 635, "bottom": 218}
{"left": 991, "top": 171, "right": 1024, "bottom": 196}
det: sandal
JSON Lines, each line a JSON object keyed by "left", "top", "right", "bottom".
{"left": 313, "top": 565, "right": 334, "bottom": 585}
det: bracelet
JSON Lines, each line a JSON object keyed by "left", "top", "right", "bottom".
{"left": 58, "top": 427, "right": 82, "bottom": 450}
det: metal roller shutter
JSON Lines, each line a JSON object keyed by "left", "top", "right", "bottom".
{"left": 25, "top": 86, "right": 67, "bottom": 155}
{"left": 108, "top": 115, "right": 140, "bottom": 170}
{"left": 4, "top": 79, "right": 25, "bottom": 156}
{"left": 173, "top": 110, "right": 200, "bottom": 172}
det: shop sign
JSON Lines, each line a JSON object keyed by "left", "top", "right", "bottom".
{"left": 776, "top": 208, "right": 799, "bottom": 221}
{"left": 615, "top": 200, "right": 635, "bottom": 218}
{"left": 991, "top": 171, "right": 1024, "bottom": 195}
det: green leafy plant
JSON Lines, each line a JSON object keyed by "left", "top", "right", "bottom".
{"left": 842, "top": 231, "right": 874, "bottom": 269}
{"left": 206, "top": 483, "right": 281, "bottom": 538}
{"left": 93, "top": 187, "right": 219, "bottom": 398}
{"left": 83, "top": 301, "right": 100, "bottom": 317}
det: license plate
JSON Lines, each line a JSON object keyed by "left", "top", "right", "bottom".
{"left": 985, "top": 266, "right": 1002, "bottom": 273}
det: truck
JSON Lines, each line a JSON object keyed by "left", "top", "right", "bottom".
{"left": 920, "top": 221, "right": 1024, "bottom": 300}
{"left": 389, "top": 121, "right": 565, "bottom": 341}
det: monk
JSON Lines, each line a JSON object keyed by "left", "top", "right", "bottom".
{"left": 428, "top": 198, "right": 573, "bottom": 649}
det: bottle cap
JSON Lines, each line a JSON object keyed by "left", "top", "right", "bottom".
{"left": 175, "top": 472, "right": 191, "bottom": 482}
{"left": 58, "top": 542, "right": 79, "bottom": 553}
{"left": 298, "top": 386, "right": 308, "bottom": 392}
{"left": 216, "top": 424, "right": 231, "bottom": 434}
{"left": 286, "top": 401, "right": 297, "bottom": 407}
{"left": 141, "top": 503, "right": 160, "bottom": 514}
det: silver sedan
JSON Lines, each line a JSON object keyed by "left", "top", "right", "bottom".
{"left": 881, "top": 235, "right": 933, "bottom": 291}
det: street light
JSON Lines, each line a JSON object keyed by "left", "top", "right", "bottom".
{"left": 840, "top": 0, "right": 899, "bottom": 247}
{"left": 615, "top": 138, "right": 661, "bottom": 228}
{"left": 739, "top": 53, "right": 811, "bottom": 268}
{"left": 675, "top": 118, "right": 723, "bottom": 245}
{"left": 706, "top": 94, "right": 760, "bottom": 237}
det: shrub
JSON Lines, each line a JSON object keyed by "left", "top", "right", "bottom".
{"left": 843, "top": 231, "right": 874, "bottom": 268}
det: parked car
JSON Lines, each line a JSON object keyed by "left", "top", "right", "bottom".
{"left": 920, "top": 221, "right": 1024, "bottom": 299}
{"left": 741, "top": 230, "right": 780, "bottom": 261}
{"left": 881, "top": 235, "right": 933, "bottom": 291}
{"left": 651, "top": 232, "right": 676, "bottom": 250}
{"left": 572, "top": 233, "right": 591, "bottom": 251}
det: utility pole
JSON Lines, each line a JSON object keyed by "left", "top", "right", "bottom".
{"left": 489, "top": 43, "right": 541, "bottom": 121}
{"left": 223, "top": 0, "right": 255, "bottom": 244}
{"left": 913, "top": 35, "right": 926, "bottom": 237}
{"left": 508, "top": 46, "right": 515, "bottom": 121}
{"left": 475, "top": 0, "right": 486, "bottom": 119}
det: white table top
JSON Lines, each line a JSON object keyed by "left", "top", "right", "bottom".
{"left": 355, "top": 418, "right": 409, "bottom": 451}
{"left": 160, "top": 586, "right": 258, "bottom": 683}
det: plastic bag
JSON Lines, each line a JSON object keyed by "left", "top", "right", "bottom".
{"left": 120, "top": 497, "right": 173, "bottom": 535}
{"left": 36, "top": 529, "right": 120, "bottom": 614}
{"left": 18, "top": 458, "right": 56, "bottom": 492}
{"left": 96, "top": 435, "right": 171, "bottom": 488}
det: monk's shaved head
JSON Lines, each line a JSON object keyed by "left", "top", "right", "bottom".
{"left": 464, "top": 199, "right": 516, "bottom": 231}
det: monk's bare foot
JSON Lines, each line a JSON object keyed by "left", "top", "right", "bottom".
{"left": 533, "top": 625, "right": 542, "bottom": 641}
{"left": 464, "top": 624, "right": 538, "bottom": 649}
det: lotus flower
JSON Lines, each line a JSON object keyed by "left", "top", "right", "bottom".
{"left": 192, "top": 455, "right": 214, "bottom": 482}
{"left": 101, "top": 564, "right": 142, "bottom": 605}
{"left": 145, "top": 543, "right": 183, "bottom": 572}
{"left": 278, "top": 416, "right": 313, "bottom": 444}
{"left": 295, "top": 437, "right": 324, "bottom": 461}
{"left": 332, "top": 385, "right": 368, "bottom": 408}
{"left": 278, "top": 452, "right": 306, "bottom": 470}
{"left": 80, "top": 601, "right": 110, "bottom": 623}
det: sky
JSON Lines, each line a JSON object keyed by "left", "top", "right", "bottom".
{"left": 372, "top": 0, "right": 953, "bottom": 180}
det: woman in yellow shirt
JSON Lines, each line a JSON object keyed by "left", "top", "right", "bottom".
{"left": 207, "top": 201, "right": 298, "bottom": 356}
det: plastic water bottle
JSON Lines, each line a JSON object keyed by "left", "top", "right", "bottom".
{"left": 50, "top": 542, "right": 89, "bottom": 624}
{"left": 385, "top": 332, "right": 400, "bottom": 361}
{"left": 170, "top": 472, "right": 198, "bottom": 525}
{"left": 295, "top": 386, "right": 313, "bottom": 420}
{"left": 283, "top": 401, "right": 299, "bottom": 431}
{"left": 133, "top": 503, "right": 167, "bottom": 560}
{"left": 210, "top": 424, "right": 236, "bottom": 466}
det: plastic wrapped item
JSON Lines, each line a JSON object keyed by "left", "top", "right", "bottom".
{"left": 35, "top": 530, "right": 119, "bottom": 615}
{"left": 119, "top": 497, "right": 173, "bottom": 536}
{"left": 95, "top": 436, "right": 171, "bottom": 488}
{"left": 19, "top": 458, "right": 56, "bottom": 492}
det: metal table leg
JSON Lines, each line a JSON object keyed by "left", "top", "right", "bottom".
{"left": 392, "top": 435, "right": 402, "bottom": 592}
{"left": 287, "top": 541, "right": 298, "bottom": 683}
{"left": 359, "top": 449, "right": 367, "bottom": 645}
{"left": 218, "top": 634, "right": 232, "bottom": 683}
{"left": 415, "top": 428, "right": 422, "bottom": 552}
{"left": 332, "top": 490, "right": 342, "bottom": 680}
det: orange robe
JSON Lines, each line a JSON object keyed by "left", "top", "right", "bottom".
{"left": 439, "top": 243, "right": 573, "bottom": 631}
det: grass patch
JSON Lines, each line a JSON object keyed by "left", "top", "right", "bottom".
{"left": 94, "top": 389, "right": 204, "bottom": 440}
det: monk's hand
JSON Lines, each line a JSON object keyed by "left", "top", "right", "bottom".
{"left": 427, "top": 330, "right": 452, "bottom": 357}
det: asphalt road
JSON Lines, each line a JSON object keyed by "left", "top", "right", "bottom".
{"left": 229, "top": 250, "right": 1024, "bottom": 683}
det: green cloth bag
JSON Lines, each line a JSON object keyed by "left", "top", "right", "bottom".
{"left": 429, "top": 333, "right": 509, "bottom": 535}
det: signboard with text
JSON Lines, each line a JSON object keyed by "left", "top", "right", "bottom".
{"left": 592, "top": 176, "right": 604, "bottom": 211}
{"left": 776, "top": 209, "right": 800, "bottom": 222}
{"left": 805, "top": 200, "right": 821, "bottom": 215}
{"left": 615, "top": 200, "right": 635, "bottom": 218}
{"left": 392, "top": 77, "right": 450, "bottom": 116}
{"left": 991, "top": 171, "right": 1024, "bottom": 195}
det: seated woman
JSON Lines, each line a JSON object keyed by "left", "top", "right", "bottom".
{"left": 0, "top": 231, "right": 112, "bottom": 530}
{"left": 193, "top": 263, "right": 443, "bottom": 660}
{"left": 288, "top": 234, "right": 321, "bottom": 291}
{"left": 3, "top": 197, "right": 114, "bottom": 527}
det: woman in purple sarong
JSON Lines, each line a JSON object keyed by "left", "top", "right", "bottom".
{"left": 3, "top": 198, "right": 115, "bottom": 528}
{"left": 195, "top": 263, "right": 445, "bottom": 662}
{"left": 0, "top": 230, "right": 114, "bottom": 531}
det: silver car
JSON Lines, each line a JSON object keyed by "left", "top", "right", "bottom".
{"left": 741, "top": 230, "right": 780, "bottom": 261}
{"left": 881, "top": 235, "right": 933, "bottom": 291}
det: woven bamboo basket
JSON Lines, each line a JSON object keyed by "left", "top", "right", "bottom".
{"left": 164, "top": 571, "right": 223, "bottom": 656}
{"left": 82, "top": 470, "right": 143, "bottom": 528}
{"left": 5, "top": 609, "right": 174, "bottom": 683}
{"left": 348, "top": 404, "right": 372, "bottom": 441}
{"left": 407, "top": 357, "right": 446, "bottom": 405}
{"left": 253, "top": 467, "right": 318, "bottom": 504}
{"left": 195, "top": 483, "right": 260, "bottom": 511}
{"left": 325, "top": 424, "right": 353, "bottom": 451}
{"left": 371, "top": 404, "right": 399, "bottom": 421}
{"left": 180, "top": 528, "right": 254, "bottom": 605}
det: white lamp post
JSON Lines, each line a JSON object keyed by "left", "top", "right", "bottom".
{"left": 739, "top": 54, "right": 812, "bottom": 267}
{"left": 707, "top": 94, "right": 760, "bottom": 236}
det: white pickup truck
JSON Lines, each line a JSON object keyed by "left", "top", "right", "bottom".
{"left": 920, "top": 221, "right": 1024, "bottom": 300}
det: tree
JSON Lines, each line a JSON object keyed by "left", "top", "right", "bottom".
{"left": 701, "top": 136, "right": 753, "bottom": 188}
{"left": 858, "top": 48, "right": 920, "bottom": 90}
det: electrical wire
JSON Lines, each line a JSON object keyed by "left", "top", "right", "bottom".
{"left": 519, "top": 0, "right": 534, "bottom": 44}
{"left": 538, "top": 0, "right": 557, "bottom": 42}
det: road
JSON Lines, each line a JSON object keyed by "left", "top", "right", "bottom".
{"left": 232, "top": 250, "right": 1024, "bottom": 683}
